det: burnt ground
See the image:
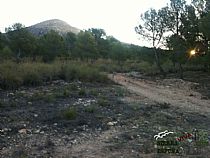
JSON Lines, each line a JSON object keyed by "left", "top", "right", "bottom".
{"left": 0, "top": 71, "right": 210, "bottom": 158}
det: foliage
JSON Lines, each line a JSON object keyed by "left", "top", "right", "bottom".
{"left": 135, "top": 8, "right": 167, "bottom": 75}
{"left": 6, "top": 24, "right": 37, "bottom": 61}
{"left": 38, "top": 30, "right": 65, "bottom": 62}
{"left": 63, "top": 107, "right": 77, "bottom": 120}
{"left": 74, "top": 31, "right": 99, "bottom": 60}
{"left": 0, "top": 60, "right": 109, "bottom": 90}
{"left": 98, "top": 97, "right": 110, "bottom": 107}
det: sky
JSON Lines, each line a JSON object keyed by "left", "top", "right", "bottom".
{"left": 0, "top": 0, "right": 171, "bottom": 47}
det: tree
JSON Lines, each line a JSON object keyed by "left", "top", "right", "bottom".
{"left": 64, "top": 32, "right": 77, "bottom": 58}
{"left": 0, "top": 32, "right": 3, "bottom": 50}
{"left": 6, "top": 23, "right": 37, "bottom": 62}
{"left": 199, "top": 12, "right": 210, "bottom": 39}
{"left": 180, "top": 5, "right": 199, "bottom": 47}
{"left": 88, "top": 28, "right": 110, "bottom": 58}
{"left": 199, "top": 11, "right": 210, "bottom": 69}
{"left": 169, "top": 0, "right": 186, "bottom": 35}
{"left": 88, "top": 28, "right": 106, "bottom": 41}
{"left": 74, "top": 31, "right": 98, "bottom": 61}
{"left": 38, "top": 30, "right": 65, "bottom": 62}
{"left": 0, "top": 46, "right": 13, "bottom": 60}
{"left": 135, "top": 8, "right": 167, "bottom": 76}
{"left": 110, "top": 42, "right": 127, "bottom": 66}
{"left": 162, "top": 0, "right": 192, "bottom": 78}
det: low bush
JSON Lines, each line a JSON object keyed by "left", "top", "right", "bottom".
{"left": 63, "top": 107, "right": 77, "bottom": 120}
{"left": 98, "top": 97, "right": 110, "bottom": 107}
{"left": 0, "top": 60, "right": 109, "bottom": 90}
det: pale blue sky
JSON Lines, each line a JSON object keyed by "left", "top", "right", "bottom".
{"left": 1, "top": 0, "right": 175, "bottom": 46}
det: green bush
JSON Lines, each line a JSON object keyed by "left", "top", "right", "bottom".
{"left": 0, "top": 72, "right": 23, "bottom": 89}
{"left": 0, "top": 60, "right": 109, "bottom": 90}
{"left": 98, "top": 97, "right": 110, "bottom": 107}
{"left": 63, "top": 107, "right": 77, "bottom": 120}
{"left": 43, "top": 94, "right": 56, "bottom": 103}
{"left": 78, "top": 88, "right": 86, "bottom": 96}
{"left": 90, "top": 89, "right": 98, "bottom": 96}
{"left": 85, "top": 105, "right": 97, "bottom": 113}
{"left": 63, "top": 88, "right": 71, "bottom": 97}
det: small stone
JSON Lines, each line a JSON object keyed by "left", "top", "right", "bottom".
{"left": 187, "top": 139, "right": 193, "bottom": 143}
{"left": 144, "top": 121, "right": 149, "bottom": 124}
{"left": 18, "top": 129, "right": 27, "bottom": 134}
{"left": 35, "top": 129, "right": 40, "bottom": 133}
{"left": 53, "top": 123, "right": 58, "bottom": 126}
{"left": 28, "top": 102, "right": 32, "bottom": 105}
{"left": 42, "top": 150, "right": 48, "bottom": 154}
{"left": 34, "top": 114, "right": 38, "bottom": 117}
{"left": 9, "top": 93, "right": 14, "bottom": 96}
{"left": 107, "top": 121, "right": 117, "bottom": 126}
{"left": 201, "top": 96, "right": 208, "bottom": 100}
{"left": 20, "top": 90, "right": 26, "bottom": 94}
{"left": 40, "top": 131, "right": 45, "bottom": 134}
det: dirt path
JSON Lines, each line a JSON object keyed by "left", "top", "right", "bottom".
{"left": 109, "top": 73, "right": 210, "bottom": 115}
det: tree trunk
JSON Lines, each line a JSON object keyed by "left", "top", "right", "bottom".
{"left": 153, "top": 48, "right": 165, "bottom": 77}
{"left": 178, "top": 62, "right": 183, "bottom": 79}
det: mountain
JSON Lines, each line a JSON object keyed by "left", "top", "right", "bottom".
{"left": 27, "top": 19, "right": 80, "bottom": 36}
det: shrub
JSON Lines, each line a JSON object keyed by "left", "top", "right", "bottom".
{"left": 98, "top": 97, "right": 110, "bottom": 107}
{"left": 85, "top": 105, "right": 97, "bottom": 113}
{"left": 63, "top": 107, "right": 77, "bottom": 120}
{"left": 90, "top": 89, "right": 98, "bottom": 96}
{"left": 43, "top": 94, "right": 56, "bottom": 103}
{"left": 0, "top": 60, "right": 109, "bottom": 89}
{"left": 0, "top": 72, "right": 23, "bottom": 89}
{"left": 78, "top": 88, "right": 86, "bottom": 96}
{"left": 63, "top": 88, "right": 71, "bottom": 97}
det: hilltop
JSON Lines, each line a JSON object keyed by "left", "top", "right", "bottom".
{"left": 27, "top": 19, "right": 80, "bottom": 36}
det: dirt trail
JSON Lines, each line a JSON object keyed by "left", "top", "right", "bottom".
{"left": 109, "top": 73, "right": 210, "bottom": 115}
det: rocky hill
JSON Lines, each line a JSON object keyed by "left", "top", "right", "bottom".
{"left": 27, "top": 19, "right": 80, "bottom": 36}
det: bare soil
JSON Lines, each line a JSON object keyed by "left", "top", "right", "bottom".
{"left": 1, "top": 72, "right": 210, "bottom": 158}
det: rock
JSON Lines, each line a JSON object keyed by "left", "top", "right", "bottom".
{"left": 9, "top": 93, "right": 15, "bottom": 96}
{"left": 34, "top": 114, "right": 38, "bottom": 117}
{"left": 28, "top": 102, "right": 32, "bottom": 105}
{"left": 40, "top": 131, "right": 45, "bottom": 134}
{"left": 53, "top": 123, "right": 58, "bottom": 126}
{"left": 35, "top": 129, "right": 40, "bottom": 133}
{"left": 107, "top": 121, "right": 117, "bottom": 126}
{"left": 18, "top": 129, "right": 27, "bottom": 134}
{"left": 42, "top": 150, "right": 48, "bottom": 154}
{"left": 144, "top": 121, "right": 149, "bottom": 124}
{"left": 201, "top": 96, "right": 208, "bottom": 100}
{"left": 132, "top": 126, "right": 138, "bottom": 129}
